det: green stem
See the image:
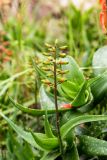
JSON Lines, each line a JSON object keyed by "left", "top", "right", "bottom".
{"left": 54, "top": 45, "right": 64, "bottom": 159}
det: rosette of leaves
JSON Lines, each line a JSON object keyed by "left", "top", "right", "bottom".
{"left": 92, "top": 46, "right": 107, "bottom": 76}
{"left": 33, "top": 43, "right": 92, "bottom": 110}
{"left": 8, "top": 44, "right": 107, "bottom": 116}
{"left": 1, "top": 45, "right": 107, "bottom": 159}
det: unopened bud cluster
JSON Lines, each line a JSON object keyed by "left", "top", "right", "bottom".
{"left": 37, "top": 41, "right": 69, "bottom": 87}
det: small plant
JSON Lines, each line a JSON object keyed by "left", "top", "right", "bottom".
{"left": 0, "top": 41, "right": 107, "bottom": 159}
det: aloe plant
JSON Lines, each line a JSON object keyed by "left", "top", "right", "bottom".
{"left": 1, "top": 44, "right": 107, "bottom": 159}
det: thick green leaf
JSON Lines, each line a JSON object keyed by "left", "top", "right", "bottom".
{"left": 78, "top": 93, "right": 94, "bottom": 113}
{"left": 44, "top": 113, "right": 55, "bottom": 138}
{"left": 39, "top": 85, "right": 55, "bottom": 110}
{"left": 61, "top": 110, "right": 82, "bottom": 125}
{"left": 31, "top": 131, "right": 58, "bottom": 150}
{"left": 72, "top": 81, "right": 89, "bottom": 106}
{"left": 60, "top": 81, "right": 79, "bottom": 101}
{"left": 62, "top": 56, "right": 84, "bottom": 84}
{"left": 59, "top": 80, "right": 91, "bottom": 107}
{"left": 61, "top": 115, "right": 107, "bottom": 139}
{"left": 79, "top": 135, "right": 107, "bottom": 156}
{"left": 0, "top": 111, "right": 44, "bottom": 151}
{"left": 90, "top": 72, "right": 107, "bottom": 104}
{"left": 9, "top": 97, "right": 71, "bottom": 116}
{"left": 92, "top": 46, "right": 107, "bottom": 75}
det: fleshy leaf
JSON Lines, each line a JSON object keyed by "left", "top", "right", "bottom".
{"left": 78, "top": 93, "right": 94, "bottom": 113}
{"left": 60, "top": 81, "right": 79, "bottom": 101}
{"left": 61, "top": 115, "right": 107, "bottom": 139}
{"left": 61, "top": 56, "right": 84, "bottom": 84}
{"left": 31, "top": 131, "right": 58, "bottom": 150}
{"left": 9, "top": 97, "right": 71, "bottom": 116}
{"left": 90, "top": 71, "right": 107, "bottom": 105}
{"left": 79, "top": 135, "right": 107, "bottom": 156}
{"left": 39, "top": 85, "right": 55, "bottom": 110}
{"left": 92, "top": 46, "right": 107, "bottom": 75}
{"left": 44, "top": 113, "right": 55, "bottom": 138}
{"left": 72, "top": 81, "right": 90, "bottom": 106}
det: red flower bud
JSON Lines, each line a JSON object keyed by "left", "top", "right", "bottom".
{"left": 61, "top": 104, "right": 72, "bottom": 109}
